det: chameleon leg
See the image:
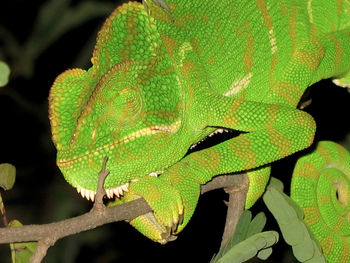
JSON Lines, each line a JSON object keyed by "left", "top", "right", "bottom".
{"left": 160, "top": 165, "right": 271, "bottom": 234}
{"left": 160, "top": 109, "right": 315, "bottom": 234}
{"left": 109, "top": 175, "right": 184, "bottom": 244}
{"left": 118, "top": 95, "right": 316, "bottom": 241}
{"left": 290, "top": 141, "right": 350, "bottom": 262}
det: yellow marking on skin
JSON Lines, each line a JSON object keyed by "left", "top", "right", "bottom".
{"left": 307, "top": 0, "right": 313, "bottom": 24}
{"left": 317, "top": 143, "right": 332, "bottom": 163}
{"left": 265, "top": 104, "right": 279, "bottom": 128}
{"left": 294, "top": 39, "right": 325, "bottom": 72}
{"left": 166, "top": 165, "right": 186, "bottom": 185}
{"left": 269, "top": 56, "right": 278, "bottom": 85}
{"left": 191, "top": 148, "right": 221, "bottom": 173}
{"left": 332, "top": 215, "right": 345, "bottom": 232}
{"left": 320, "top": 236, "right": 334, "bottom": 255}
{"left": 161, "top": 34, "right": 178, "bottom": 60}
{"left": 217, "top": 36, "right": 224, "bottom": 47}
{"left": 91, "top": 128, "right": 97, "bottom": 143}
{"left": 256, "top": 0, "right": 276, "bottom": 54}
{"left": 232, "top": 136, "right": 257, "bottom": 170}
{"left": 269, "top": 128, "right": 292, "bottom": 158}
{"left": 271, "top": 81, "right": 303, "bottom": 105}
{"left": 335, "top": 143, "right": 347, "bottom": 166}
{"left": 172, "top": 13, "right": 194, "bottom": 28}
{"left": 268, "top": 29, "right": 277, "bottom": 54}
{"left": 237, "top": 20, "right": 254, "bottom": 72}
{"left": 201, "top": 14, "right": 209, "bottom": 23}
{"left": 337, "top": 0, "right": 343, "bottom": 16}
{"left": 208, "top": 56, "right": 216, "bottom": 66}
{"left": 178, "top": 42, "right": 193, "bottom": 68}
{"left": 303, "top": 206, "right": 320, "bottom": 225}
{"left": 191, "top": 38, "right": 201, "bottom": 56}
{"left": 223, "top": 93, "right": 246, "bottom": 126}
{"left": 182, "top": 61, "right": 195, "bottom": 80}
{"left": 223, "top": 73, "right": 253, "bottom": 96}
{"left": 282, "top": 3, "right": 297, "bottom": 52}
{"left": 318, "top": 194, "right": 331, "bottom": 205}
{"left": 294, "top": 163, "right": 319, "bottom": 178}
{"left": 340, "top": 238, "right": 350, "bottom": 262}
{"left": 58, "top": 120, "right": 182, "bottom": 167}
{"left": 327, "top": 33, "right": 342, "bottom": 73}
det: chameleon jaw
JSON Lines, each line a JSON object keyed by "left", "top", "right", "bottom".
{"left": 76, "top": 182, "right": 130, "bottom": 201}
{"left": 75, "top": 170, "right": 163, "bottom": 201}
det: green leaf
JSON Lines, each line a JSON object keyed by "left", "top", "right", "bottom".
{"left": 229, "top": 210, "right": 252, "bottom": 246}
{"left": 217, "top": 231, "right": 279, "bottom": 263}
{"left": 268, "top": 177, "right": 284, "bottom": 192}
{"left": 257, "top": 247, "right": 273, "bottom": 260}
{"left": 9, "top": 220, "right": 37, "bottom": 263}
{"left": 246, "top": 212, "right": 266, "bottom": 238}
{"left": 0, "top": 163, "right": 16, "bottom": 190}
{"left": 0, "top": 61, "right": 10, "bottom": 87}
{"left": 263, "top": 183, "right": 326, "bottom": 262}
{"left": 211, "top": 211, "right": 269, "bottom": 263}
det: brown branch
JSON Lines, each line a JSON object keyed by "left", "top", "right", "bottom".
{"left": 30, "top": 237, "right": 56, "bottom": 263}
{"left": 0, "top": 173, "right": 245, "bottom": 245}
{"left": 91, "top": 156, "right": 109, "bottom": 212}
{"left": 220, "top": 173, "right": 249, "bottom": 248}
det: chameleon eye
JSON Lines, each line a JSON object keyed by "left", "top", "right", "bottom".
{"left": 93, "top": 62, "right": 143, "bottom": 131}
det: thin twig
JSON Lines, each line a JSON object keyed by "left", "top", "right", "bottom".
{"left": 220, "top": 173, "right": 249, "bottom": 248}
{"left": 91, "top": 156, "right": 109, "bottom": 212}
{"left": 0, "top": 193, "right": 8, "bottom": 226}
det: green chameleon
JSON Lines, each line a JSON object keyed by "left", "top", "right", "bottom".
{"left": 48, "top": 0, "right": 350, "bottom": 261}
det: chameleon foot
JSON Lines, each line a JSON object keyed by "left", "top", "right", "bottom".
{"left": 114, "top": 175, "right": 184, "bottom": 243}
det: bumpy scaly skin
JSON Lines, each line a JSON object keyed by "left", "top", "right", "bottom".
{"left": 49, "top": 0, "right": 350, "bottom": 256}
{"left": 291, "top": 141, "right": 350, "bottom": 262}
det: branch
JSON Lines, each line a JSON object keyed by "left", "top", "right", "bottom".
{"left": 220, "top": 173, "right": 249, "bottom": 248}
{"left": 0, "top": 173, "right": 244, "bottom": 245}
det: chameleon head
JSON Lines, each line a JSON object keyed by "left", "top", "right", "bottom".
{"left": 49, "top": 60, "right": 191, "bottom": 201}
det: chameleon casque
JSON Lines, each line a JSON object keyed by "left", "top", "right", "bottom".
{"left": 49, "top": 0, "right": 350, "bottom": 261}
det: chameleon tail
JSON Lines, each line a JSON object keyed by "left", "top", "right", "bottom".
{"left": 290, "top": 141, "right": 350, "bottom": 262}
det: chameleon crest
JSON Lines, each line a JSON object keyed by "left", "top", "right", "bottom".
{"left": 49, "top": 0, "right": 350, "bottom": 260}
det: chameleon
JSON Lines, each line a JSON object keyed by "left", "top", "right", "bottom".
{"left": 48, "top": 0, "right": 350, "bottom": 261}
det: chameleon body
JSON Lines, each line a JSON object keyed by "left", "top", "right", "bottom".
{"left": 49, "top": 0, "right": 350, "bottom": 260}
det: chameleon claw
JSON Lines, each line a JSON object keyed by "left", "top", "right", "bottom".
{"left": 171, "top": 222, "right": 178, "bottom": 234}
{"left": 178, "top": 213, "right": 184, "bottom": 226}
{"left": 160, "top": 231, "right": 177, "bottom": 245}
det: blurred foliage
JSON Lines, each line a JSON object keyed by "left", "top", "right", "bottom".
{"left": 0, "top": 163, "right": 16, "bottom": 191}
{"left": 0, "top": 61, "right": 10, "bottom": 87}
{"left": 0, "top": 0, "right": 115, "bottom": 79}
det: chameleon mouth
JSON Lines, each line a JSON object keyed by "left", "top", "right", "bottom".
{"left": 76, "top": 182, "right": 130, "bottom": 201}
{"left": 57, "top": 120, "right": 182, "bottom": 168}
{"left": 75, "top": 171, "right": 164, "bottom": 201}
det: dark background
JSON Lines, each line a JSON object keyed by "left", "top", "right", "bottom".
{"left": 0, "top": 0, "right": 349, "bottom": 262}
